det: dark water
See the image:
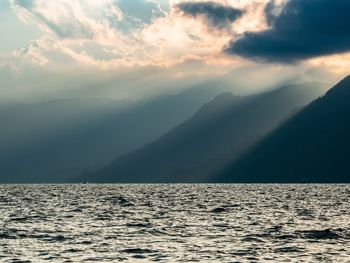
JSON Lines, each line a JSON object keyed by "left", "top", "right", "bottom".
{"left": 0, "top": 184, "right": 350, "bottom": 262}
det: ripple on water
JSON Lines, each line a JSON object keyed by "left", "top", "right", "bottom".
{"left": 121, "top": 248, "right": 157, "bottom": 254}
{"left": 210, "top": 207, "right": 228, "bottom": 213}
{"left": 295, "top": 228, "right": 350, "bottom": 240}
{"left": 0, "top": 184, "right": 349, "bottom": 262}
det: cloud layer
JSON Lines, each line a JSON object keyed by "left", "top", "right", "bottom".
{"left": 6, "top": 0, "right": 350, "bottom": 68}
{"left": 10, "top": 0, "right": 245, "bottom": 69}
{"left": 176, "top": 1, "right": 243, "bottom": 31}
{"left": 1, "top": 0, "right": 349, "bottom": 104}
{"left": 226, "top": 0, "right": 350, "bottom": 63}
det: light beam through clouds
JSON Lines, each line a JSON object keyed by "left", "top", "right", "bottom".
{"left": 6, "top": 0, "right": 279, "bottom": 69}
{"left": 0, "top": 0, "right": 349, "bottom": 102}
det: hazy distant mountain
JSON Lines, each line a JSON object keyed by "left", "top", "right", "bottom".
{"left": 86, "top": 82, "right": 329, "bottom": 183}
{"left": 217, "top": 76, "right": 350, "bottom": 183}
{"left": 0, "top": 85, "right": 220, "bottom": 183}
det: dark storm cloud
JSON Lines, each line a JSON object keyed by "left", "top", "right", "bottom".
{"left": 226, "top": 0, "right": 350, "bottom": 63}
{"left": 176, "top": 1, "right": 244, "bottom": 30}
{"left": 264, "top": 0, "right": 278, "bottom": 26}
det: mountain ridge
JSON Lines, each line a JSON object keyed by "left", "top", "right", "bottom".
{"left": 83, "top": 82, "right": 329, "bottom": 183}
{"left": 0, "top": 84, "right": 220, "bottom": 183}
{"left": 216, "top": 75, "right": 350, "bottom": 183}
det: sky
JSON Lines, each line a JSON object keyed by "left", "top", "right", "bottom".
{"left": 0, "top": 0, "right": 350, "bottom": 102}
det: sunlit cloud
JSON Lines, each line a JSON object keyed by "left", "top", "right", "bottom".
{"left": 0, "top": 0, "right": 348, "bottom": 103}
{"left": 8, "top": 0, "right": 255, "bottom": 69}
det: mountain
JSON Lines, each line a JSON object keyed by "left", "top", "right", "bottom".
{"left": 0, "top": 85, "right": 220, "bottom": 183}
{"left": 84, "top": 82, "right": 329, "bottom": 183}
{"left": 217, "top": 75, "right": 350, "bottom": 183}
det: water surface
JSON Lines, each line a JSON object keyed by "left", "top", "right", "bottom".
{"left": 0, "top": 184, "right": 349, "bottom": 262}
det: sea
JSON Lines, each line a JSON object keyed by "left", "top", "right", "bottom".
{"left": 0, "top": 184, "right": 349, "bottom": 262}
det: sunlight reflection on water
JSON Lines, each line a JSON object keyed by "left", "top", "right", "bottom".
{"left": 0, "top": 184, "right": 349, "bottom": 262}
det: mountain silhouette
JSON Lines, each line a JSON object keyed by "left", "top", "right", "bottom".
{"left": 84, "top": 82, "right": 328, "bottom": 183}
{"left": 217, "top": 75, "right": 350, "bottom": 183}
{"left": 0, "top": 85, "right": 219, "bottom": 183}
